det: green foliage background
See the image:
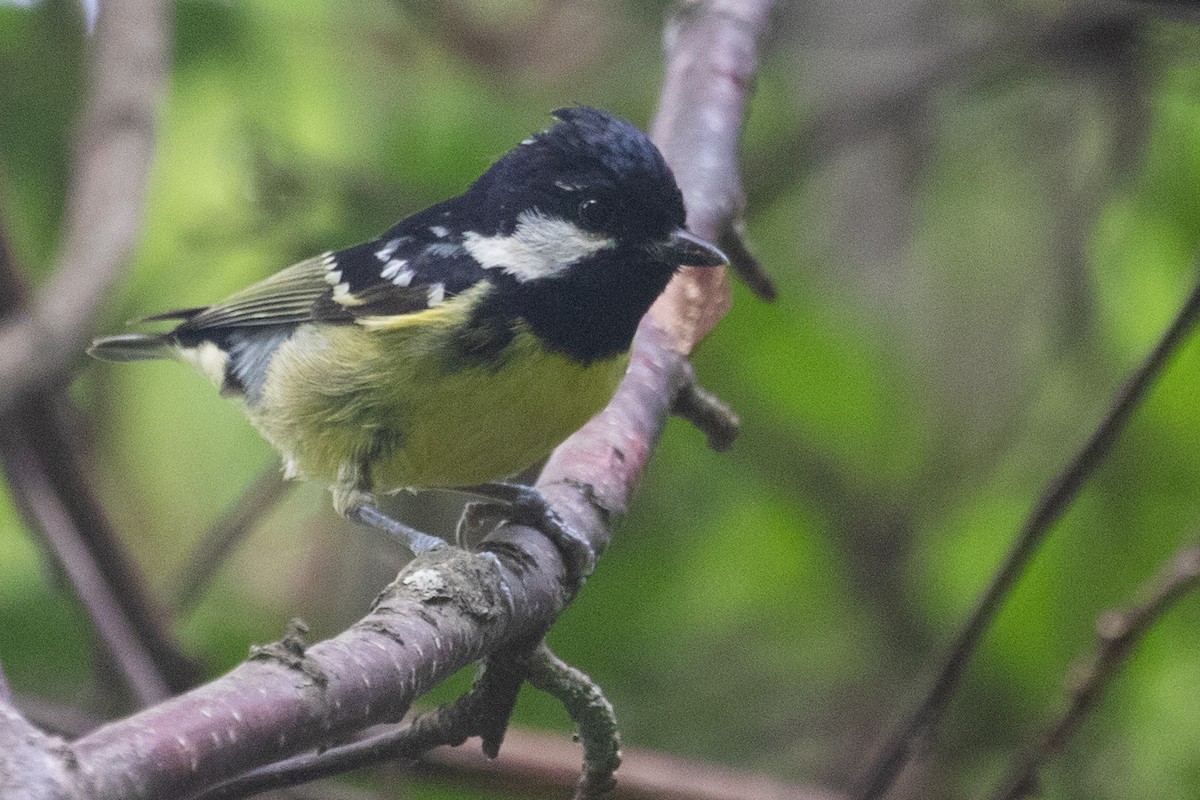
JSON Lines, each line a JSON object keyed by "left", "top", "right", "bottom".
{"left": 2, "top": 1, "right": 1200, "bottom": 798}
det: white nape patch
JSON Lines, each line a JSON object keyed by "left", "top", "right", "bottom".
{"left": 426, "top": 282, "right": 446, "bottom": 306}
{"left": 179, "top": 341, "right": 229, "bottom": 388}
{"left": 392, "top": 267, "right": 416, "bottom": 287}
{"left": 428, "top": 225, "right": 449, "bottom": 238}
{"left": 332, "top": 282, "right": 364, "bottom": 307}
{"left": 380, "top": 258, "right": 407, "bottom": 280}
{"left": 375, "top": 238, "right": 404, "bottom": 262}
{"left": 463, "top": 210, "right": 613, "bottom": 282}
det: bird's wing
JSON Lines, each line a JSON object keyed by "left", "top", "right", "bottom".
{"left": 172, "top": 228, "right": 490, "bottom": 335}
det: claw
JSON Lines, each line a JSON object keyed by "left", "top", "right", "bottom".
{"left": 460, "top": 483, "right": 595, "bottom": 586}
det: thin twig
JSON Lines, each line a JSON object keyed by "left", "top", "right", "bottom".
{"left": 854, "top": 268, "right": 1200, "bottom": 799}
{"left": 0, "top": 186, "right": 198, "bottom": 696}
{"left": 170, "top": 465, "right": 294, "bottom": 614}
{"left": 420, "top": 725, "right": 845, "bottom": 800}
{"left": 716, "top": 217, "right": 775, "bottom": 301}
{"left": 0, "top": 420, "right": 172, "bottom": 706}
{"left": 671, "top": 370, "right": 740, "bottom": 452}
{"left": 525, "top": 645, "right": 621, "bottom": 800}
{"left": 987, "top": 543, "right": 1200, "bottom": 800}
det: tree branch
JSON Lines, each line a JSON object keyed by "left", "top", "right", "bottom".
{"left": 169, "top": 465, "right": 294, "bottom": 615}
{"left": 987, "top": 542, "right": 1200, "bottom": 800}
{"left": 0, "top": 416, "right": 173, "bottom": 706}
{"left": 854, "top": 265, "right": 1200, "bottom": 799}
{"left": 0, "top": 0, "right": 169, "bottom": 417}
{"left": 420, "top": 726, "right": 847, "bottom": 800}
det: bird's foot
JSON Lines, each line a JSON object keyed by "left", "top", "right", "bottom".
{"left": 347, "top": 503, "right": 448, "bottom": 555}
{"left": 457, "top": 483, "right": 594, "bottom": 587}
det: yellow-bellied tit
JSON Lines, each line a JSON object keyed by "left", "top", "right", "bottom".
{"left": 89, "top": 106, "right": 727, "bottom": 575}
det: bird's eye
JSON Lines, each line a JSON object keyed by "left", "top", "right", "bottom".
{"left": 578, "top": 197, "right": 612, "bottom": 229}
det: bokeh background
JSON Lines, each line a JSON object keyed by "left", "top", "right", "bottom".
{"left": 2, "top": 1, "right": 1200, "bottom": 798}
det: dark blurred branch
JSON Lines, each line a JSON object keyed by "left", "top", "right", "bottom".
{"left": 747, "top": 5, "right": 1150, "bottom": 213}
{"left": 988, "top": 542, "right": 1200, "bottom": 800}
{"left": 422, "top": 726, "right": 846, "bottom": 800}
{"left": 170, "top": 465, "right": 293, "bottom": 615}
{"left": 0, "top": 228, "right": 197, "bottom": 698}
{"left": 0, "top": 416, "right": 172, "bottom": 706}
{"left": 438, "top": 739, "right": 844, "bottom": 800}
{"left": 0, "top": 0, "right": 168, "bottom": 417}
{"left": 854, "top": 265, "right": 1200, "bottom": 799}
{"left": 0, "top": 2, "right": 198, "bottom": 698}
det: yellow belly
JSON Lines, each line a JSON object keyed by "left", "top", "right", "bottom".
{"left": 247, "top": 303, "right": 628, "bottom": 491}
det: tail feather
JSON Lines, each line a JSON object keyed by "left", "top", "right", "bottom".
{"left": 87, "top": 332, "right": 176, "bottom": 362}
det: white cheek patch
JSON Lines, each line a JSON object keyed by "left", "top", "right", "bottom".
{"left": 463, "top": 210, "right": 613, "bottom": 283}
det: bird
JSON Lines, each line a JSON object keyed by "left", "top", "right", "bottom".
{"left": 89, "top": 106, "right": 727, "bottom": 575}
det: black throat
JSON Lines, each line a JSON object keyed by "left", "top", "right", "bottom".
{"left": 478, "top": 253, "right": 676, "bottom": 364}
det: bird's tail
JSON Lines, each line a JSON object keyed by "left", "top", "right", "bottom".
{"left": 87, "top": 332, "right": 176, "bottom": 362}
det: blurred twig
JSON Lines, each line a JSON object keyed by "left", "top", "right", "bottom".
{"left": 747, "top": 5, "right": 1150, "bottom": 213}
{"left": 395, "top": 0, "right": 607, "bottom": 77}
{"left": 421, "top": 728, "right": 847, "bottom": 800}
{"left": 0, "top": 0, "right": 169, "bottom": 417}
{"left": 0, "top": 211, "right": 198, "bottom": 698}
{"left": 170, "top": 464, "right": 294, "bottom": 615}
{"left": 987, "top": 543, "right": 1200, "bottom": 800}
{"left": 854, "top": 265, "right": 1200, "bottom": 799}
{"left": 0, "top": 416, "right": 172, "bottom": 706}
{"left": 648, "top": 0, "right": 774, "bottom": 352}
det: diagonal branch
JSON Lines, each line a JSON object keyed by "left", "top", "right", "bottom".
{"left": 987, "top": 542, "right": 1200, "bottom": 800}
{"left": 854, "top": 263, "right": 1200, "bottom": 799}
{"left": 0, "top": 0, "right": 169, "bottom": 417}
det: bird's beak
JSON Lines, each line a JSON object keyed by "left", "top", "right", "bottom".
{"left": 653, "top": 229, "right": 728, "bottom": 267}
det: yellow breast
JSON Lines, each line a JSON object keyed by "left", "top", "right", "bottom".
{"left": 246, "top": 289, "right": 628, "bottom": 491}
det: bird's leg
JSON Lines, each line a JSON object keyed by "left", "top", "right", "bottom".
{"left": 334, "top": 461, "right": 446, "bottom": 555}
{"left": 456, "top": 482, "right": 594, "bottom": 585}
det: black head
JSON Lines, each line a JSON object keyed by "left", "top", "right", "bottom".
{"left": 467, "top": 107, "right": 726, "bottom": 267}
{"left": 457, "top": 108, "right": 727, "bottom": 363}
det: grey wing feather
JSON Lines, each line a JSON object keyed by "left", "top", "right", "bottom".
{"left": 178, "top": 254, "right": 334, "bottom": 331}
